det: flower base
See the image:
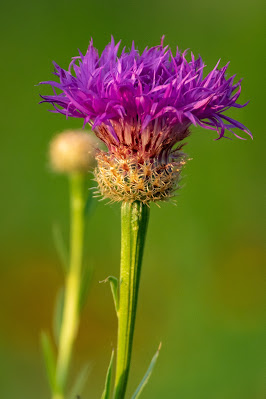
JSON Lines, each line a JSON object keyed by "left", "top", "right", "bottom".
{"left": 94, "top": 151, "right": 186, "bottom": 204}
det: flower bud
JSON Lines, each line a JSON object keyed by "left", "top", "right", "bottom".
{"left": 49, "top": 130, "right": 99, "bottom": 174}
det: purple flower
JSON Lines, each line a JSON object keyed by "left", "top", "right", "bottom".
{"left": 40, "top": 37, "right": 251, "bottom": 164}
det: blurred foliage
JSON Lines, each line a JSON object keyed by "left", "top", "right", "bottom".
{"left": 0, "top": 0, "right": 265, "bottom": 398}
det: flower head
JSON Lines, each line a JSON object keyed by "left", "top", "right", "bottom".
{"left": 41, "top": 37, "right": 251, "bottom": 203}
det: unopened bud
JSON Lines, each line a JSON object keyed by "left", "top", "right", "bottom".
{"left": 49, "top": 130, "right": 99, "bottom": 174}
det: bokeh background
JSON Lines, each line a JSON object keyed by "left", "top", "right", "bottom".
{"left": 0, "top": 0, "right": 265, "bottom": 398}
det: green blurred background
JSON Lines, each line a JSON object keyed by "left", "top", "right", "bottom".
{"left": 0, "top": 0, "right": 265, "bottom": 398}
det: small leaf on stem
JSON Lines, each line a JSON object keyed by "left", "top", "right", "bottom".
{"left": 52, "top": 223, "right": 69, "bottom": 273}
{"left": 100, "top": 276, "right": 119, "bottom": 315}
{"left": 40, "top": 331, "right": 56, "bottom": 391}
{"left": 67, "top": 363, "right": 91, "bottom": 399}
{"left": 131, "top": 343, "right": 161, "bottom": 399}
{"left": 79, "top": 261, "right": 93, "bottom": 312}
{"left": 53, "top": 287, "right": 65, "bottom": 345}
{"left": 101, "top": 350, "right": 114, "bottom": 399}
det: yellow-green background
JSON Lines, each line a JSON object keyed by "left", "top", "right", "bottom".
{"left": 0, "top": 0, "right": 265, "bottom": 398}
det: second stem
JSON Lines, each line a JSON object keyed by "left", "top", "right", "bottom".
{"left": 54, "top": 173, "right": 86, "bottom": 398}
{"left": 114, "top": 201, "right": 150, "bottom": 399}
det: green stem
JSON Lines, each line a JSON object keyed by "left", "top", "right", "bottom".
{"left": 113, "top": 201, "right": 150, "bottom": 399}
{"left": 53, "top": 173, "right": 86, "bottom": 399}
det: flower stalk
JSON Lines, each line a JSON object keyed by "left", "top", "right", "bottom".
{"left": 114, "top": 201, "right": 150, "bottom": 399}
{"left": 53, "top": 173, "right": 86, "bottom": 399}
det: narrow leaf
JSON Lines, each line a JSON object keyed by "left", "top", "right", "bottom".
{"left": 79, "top": 262, "right": 93, "bottom": 312}
{"left": 53, "top": 287, "right": 64, "bottom": 345}
{"left": 100, "top": 276, "right": 119, "bottom": 314}
{"left": 101, "top": 350, "right": 114, "bottom": 399}
{"left": 131, "top": 343, "right": 161, "bottom": 399}
{"left": 40, "top": 331, "right": 56, "bottom": 391}
{"left": 67, "top": 363, "right": 91, "bottom": 399}
{"left": 52, "top": 223, "right": 69, "bottom": 273}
